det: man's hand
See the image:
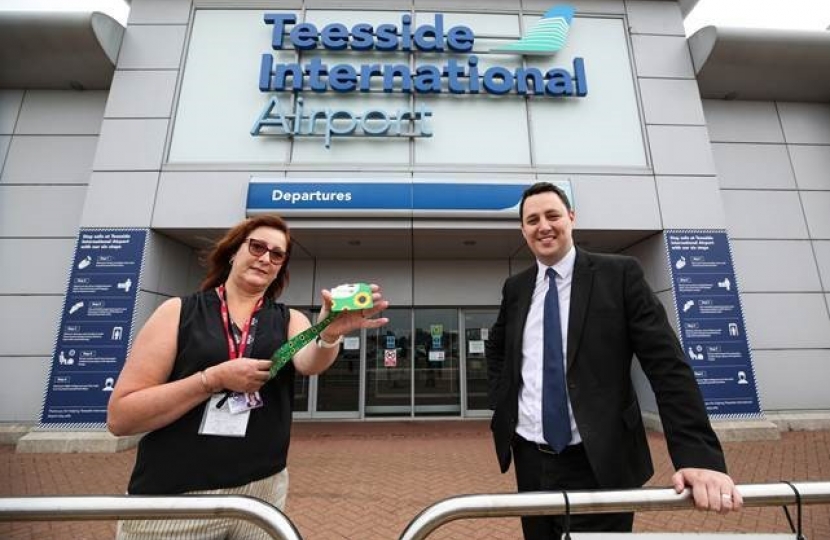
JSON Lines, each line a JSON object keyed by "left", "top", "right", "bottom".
{"left": 672, "top": 468, "right": 743, "bottom": 513}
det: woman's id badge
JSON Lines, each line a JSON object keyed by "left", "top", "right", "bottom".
{"left": 198, "top": 393, "right": 250, "bottom": 437}
{"left": 228, "top": 391, "right": 264, "bottom": 414}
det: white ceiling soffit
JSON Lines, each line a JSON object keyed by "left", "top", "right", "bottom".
{"left": 0, "top": 10, "right": 125, "bottom": 90}
{"left": 689, "top": 26, "right": 830, "bottom": 102}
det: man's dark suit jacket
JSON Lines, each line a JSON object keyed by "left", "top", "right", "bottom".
{"left": 486, "top": 248, "right": 726, "bottom": 489}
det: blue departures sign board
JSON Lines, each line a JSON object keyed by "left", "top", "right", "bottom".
{"left": 665, "top": 230, "right": 762, "bottom": 419}
{"left": 40, "top": 229, "right": 147, "bottom": 428}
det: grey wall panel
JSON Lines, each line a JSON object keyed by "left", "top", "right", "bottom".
{"left": 132, "top": 291, "right": 169, "bottom": 342}
{"left": 777, "top": 102, "right": 830, "bottom": 145}
{"left": 742, "top": 293, "right": 830, "bottom": 349}
{"left": 0, "top": 90, "right": 23, "bottom": 134}
{"left": 720, "top": 190, "right": 809, "bottom": 239}
{"left": 117, "top": 26, "right": 187, "bottom": 70}
{"left": 92, "top": 119, "right": 168, "bottom": 171}
{"left": 789, "top": 145, "right": 830, "bottom": 190}
{"left": 280, "top": 258, "right": 315, "bottom": 307}
{"left": 128, "top": 0, "right": 192, "bottom": 24}
{"left": 815, "top": 241, "right": 830, "bottom": 288}
{"left": 153, "top": 171, "right": 248, "bottom": 229}
{"left": 0, "top": 136, "right": 9, "bottom": 174}
{"left": 414, "top": 260, "right": 504, "bottom": 306}
{"left": 2, "top": 136, "right": 97, "bottom": 184}
{"left": 158, "top": 237, "right": 198, "bottom": 297}
{"left": 140, "top": 232, "right": 165, "bottom": 294}
{"left": 0, "top": 239, "right": 75, "bottom": 295}
{"left": 625, "top": 0, "right": 685, "bottom": 35}
{"left": 702, "top": 100, "right": 784, "bottom": 143}
{"left": 710, "top": 143, "right": 796, "bottom": 190}
{"left": 80, "top": 172, "right": 159, "bottom": 228}
{"left": 731, "top": 240, "right": 822, "bottom": 293}
{"left": 656, "top": 288, "right": 680, "bottom": 336}
{"left": 0, "top": 296, "right": 62, "bottom": 355}
{"left": 647, "top": 126, "right": 717, "bottom": 176}
{"left": 802, "top": 192, "right": 830, "bottom": 239}
{"left": 630, "top": 35, "right": 694, "bottom": 79}
{"left": 0, "top": 186, "right": 85, "bottom": 237}
{"left": 15, "top": 91, "right": 107, "bottom": 135}
{"left": 0, "top": 357, "right": 51, "bottom": 422}
{"left": 570, "top": 176, "right": 661, "bottom": 230}
{"left": 317, "top": 259, "right": 413, "bottom": 307}
{"left": 104, "top": 71, "right": 178, "bottom": 119}
{"left": 623, "top": 233, "right": 671, "bottom": 293}
{"left": 753, "top": 349, "right": 830, "bottom": 410}
{"left": 639, "top": 78, "right": 706, "bottom": 126}
{"left": 656, "top": 176, "right": 726, "bottom": 229}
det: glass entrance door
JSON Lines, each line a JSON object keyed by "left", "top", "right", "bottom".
{"left": 462, "top": 310, "right": 498, "bottom": 415}
{"left": 365, "top": 308, "right": 411, "bottom": 416}
{"left": 414, "top": 309, "right": 460, "bottom": 416}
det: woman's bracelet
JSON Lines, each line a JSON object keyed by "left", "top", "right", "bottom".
{"left": 199, "top": 369, "right": 215, "bottom": 393}
{"left": 316, "top": 333, "right": 343, "bottom": 349}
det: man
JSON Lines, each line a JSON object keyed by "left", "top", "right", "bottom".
{"left": 486, "top": 182, "right": 742, "bottom": 538}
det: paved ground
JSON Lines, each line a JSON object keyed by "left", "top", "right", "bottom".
{"left": 2, "top": 421, "right": 829, "bottom": 539}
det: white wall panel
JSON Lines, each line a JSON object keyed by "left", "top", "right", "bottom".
{"left": 15, "top": 91, "right": 106, "bottom": 135}
{"left": 802, "top": 191, "right": 830, "bottom": 239}
{"left": 741, "top": 293, "right": 830, "bottom": 349}
{"left": 0, "top": 90, "right": 23, "bottom": 134}
{"left": 153, "top": 171, "right": 250, "bottom": 229}
{"left": 710, "top": 143, "right": 796, "bottom": 190}
{"left": 80, "top": 172, "right": 159, "bottom": 228}
{"left": 777, "top": 102, "right": 830, "bottom": 144}
{"left": 625, "top": 0, "right": 685, "bottom": 36}
{"left": 814, "top": 241, "right": 830, "bottom": 288}
{"left": 128, "top": 0, "right": 192, "bottom": 24}
{"left": 0, "top": 296, "right": 62, "bottom": 356}
{"left": 0, "top": 239, "right": 75, "bottom": 295}
{"left": 2, "top": 136, "right": 97, "bottom": 184}
{"left": 731, "top": 240, "right": 822, "bottom": 293}
{"left": 117, "top": 26, "right": 187, "bottom": 70}
{"left": 647, "top": 125, "right": 717, "bottom": 175}
{"left": 414, "top": 259, "right": 504, "bottom": 305}
{"left": 0, "top": 136, "right": 9, "bottom": 174}
{"left": 0, "top": 186, "right": 85, "bottom": 237}
{"left": 753, "top": 349, "right": 830, "bottom": 410}
{"left": 789, "top": 145, "right": 830, "bottom": 190}
{"left": 0, "top": 357, "right": 51, "bottom": 422}
{"left": 104, "top": 71, "right": 178, "bottom": 118}
{"left": 93, "top": 119, "right": 168, "bottom": 171}
{"left": 630, "top": 35, "right": 694, "bottom": 78}
{"left": 639, "top": 78, "right": 706, "bottom": 125}
{"left": 720, "top": 190, "right": 808, "bottom": 239}
{"left": 569, "top": 175, "right": 661, "bottom": 230}
{"left": 702, "top": 100, "right": 784, "bottom": 143}
{"left": 656, "top": 176, "right": 726, "bottom": 229}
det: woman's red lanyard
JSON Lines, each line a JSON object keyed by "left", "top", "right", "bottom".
{"left": 217, "top": 284, "right": 263, "bottom": 360}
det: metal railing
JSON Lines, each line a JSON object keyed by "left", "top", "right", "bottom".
{"left": 0, "top": 495, "right": 302, "bottom": 540}
{"left": 399, "top": 481, "right": 830, "bottom": 540}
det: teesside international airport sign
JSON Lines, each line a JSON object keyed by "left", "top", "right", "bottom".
{"left": 251, "top": 6, "right": 586, "bottom": 146}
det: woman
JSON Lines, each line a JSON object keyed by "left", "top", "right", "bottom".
{"left": 107, "top": 215, "right": 388, "bottom": 539}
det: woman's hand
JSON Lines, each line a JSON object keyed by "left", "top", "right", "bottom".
{"left": 209, "top": 358, "right": 272, "bottom": 393}
{"left": 317, "top": 283, "right": 390, "bottom": 341}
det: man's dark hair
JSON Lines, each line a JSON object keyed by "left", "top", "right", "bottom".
{"left": 519, "top": 182, "right": 572, "bottom": 222}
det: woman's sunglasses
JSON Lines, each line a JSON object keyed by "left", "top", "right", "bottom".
{"left": 245, "top": 238, "right": 286, "bottom": 265}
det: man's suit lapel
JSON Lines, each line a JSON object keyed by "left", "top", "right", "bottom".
{"left": 567, "top": 249, "right": 594, "bottom": 369}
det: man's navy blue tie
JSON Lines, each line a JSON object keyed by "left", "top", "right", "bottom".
{"left": 543, "top": 267, "right": 571, "bottom": 452}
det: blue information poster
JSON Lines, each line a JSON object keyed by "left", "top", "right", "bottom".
{"left": 40, "top": 229, "right": 147, "bottom": 428}
{"left": 665, "top": 230, "right": 762, "bottom": 419}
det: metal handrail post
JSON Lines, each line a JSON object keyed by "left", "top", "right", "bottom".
{"left": 399, "top": 481, "right": 830, "bottom": 540}
{"left": 0, "top": 495, "right": 302, "bottom": 540}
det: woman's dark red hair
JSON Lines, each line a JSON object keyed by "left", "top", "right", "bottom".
{"left": 200, "top": 216, "right": 292, "bottom": 300}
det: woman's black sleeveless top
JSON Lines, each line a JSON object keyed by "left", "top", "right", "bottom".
{"left": 127, "top": 290, "right": 294, "bottom": 495}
